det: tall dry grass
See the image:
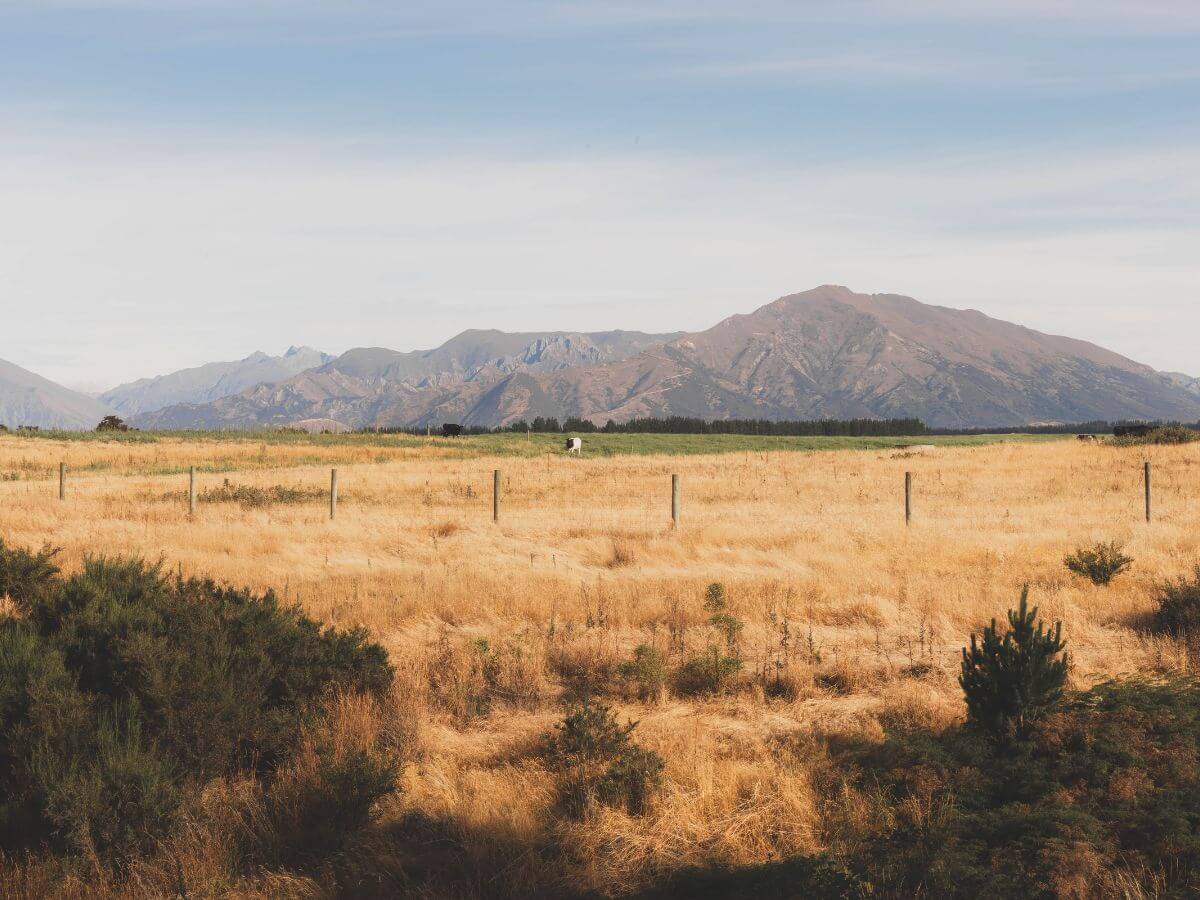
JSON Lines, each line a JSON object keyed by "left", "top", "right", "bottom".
{"left": 1, "top": 434, "right": 1197, "bottom": 896}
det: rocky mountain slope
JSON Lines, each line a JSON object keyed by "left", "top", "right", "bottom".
{"left": 135, "top": 287, "right": 1200, "bottom": 430}
{"left": 0, "top": 358, "right": 116, "bottom": 430}
{"left": 101, "top": 346, "right": 334, "bottom": 416}
{"left": 1166, "top": 373, "right": 1200, "bottom": 398}
{"left": 135, "top": 329, "right": 679, "bottom": 429}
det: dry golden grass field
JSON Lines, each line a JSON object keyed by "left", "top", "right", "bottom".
{"left": 2, "top": 432, "right": 1198, "bottom": 897}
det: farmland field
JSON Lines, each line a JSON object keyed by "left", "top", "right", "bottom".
{"left": 1, "top": 431, "right": 1197, "bottom": 897}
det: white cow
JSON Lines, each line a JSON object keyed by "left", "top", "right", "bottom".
{"left": 565, "top": 437, "right": 582, "bottom": 456}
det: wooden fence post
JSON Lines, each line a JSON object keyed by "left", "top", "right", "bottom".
{"left": 493, "top": 469, "right": 501, "bottom": 523}
{"left": 671, "top": 474, "right": 681, "bottom": 529}
{"left": 1145, "top": 461, "right": 1152, "bottom": 523}
{"left": 189, "top": 466, "right": 196, "bottom": 517}
{"left": 330, "top": 468, "right": 338, "bottom": 520}
{"left": 905, "top": 471, "right": 912, "bottom": 526}
{"left": 59, "top": 462, "right": 66, "bottom": 501}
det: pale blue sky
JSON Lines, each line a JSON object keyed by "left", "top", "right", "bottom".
{"left": 1, "top": 1, "right": 1197, "bottom": 388}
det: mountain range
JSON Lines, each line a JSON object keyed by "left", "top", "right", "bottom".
{"left": 101, "top": 346, "right": 334, "bottom": 417}
{"left": 0, "top": 358, "right": 115, "bottom": 430}
{"left": 135, "top": 329, "right": 680, "bottom": 430}
{"left": 132, "top": 286, "right": 1200, "bottom": 431}
{"left": 4, "top": 286, "right": 1198, "bottom": 432}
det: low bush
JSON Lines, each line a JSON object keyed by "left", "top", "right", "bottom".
{"left": 835, "top": 676, "right": 1200, "bottom": 896}
{"left": 675, "top": 646, "right": 743, "bottom": 696}
{"left": 0, "top": 540, "right": 396, "bottom": 869}
{"left": 1153, "top": 566, "right": 1200, "bottom": 636}
{"left": 619, "top": 644, "right": 668, "bottom": 701}
{"left": 542, "top": 701, "right": 664, "bottom": 817}
{"left": 674, "top": 581, "right": 745, "bottom": 696}
{"left": 1113, "top": 425, "right": 1200, "bottom": 446}
{"left": 1064, "top": 540, "right": 1133, "bottom": 586}
{"left": 198, "top": 478, "right": 327, "bottom": 508}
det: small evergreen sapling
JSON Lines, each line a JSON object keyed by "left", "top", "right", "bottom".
{"left": 960, "top": 588, "right": 1068, "bottom": 740}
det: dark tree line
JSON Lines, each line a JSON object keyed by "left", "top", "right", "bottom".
{"left": 363, "top": 416, "right": 929, "bottom": 437}
{"left": 359, "top": 416, "right": 1200, "bottom": 438}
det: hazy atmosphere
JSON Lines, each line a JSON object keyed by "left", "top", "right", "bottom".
{"left": 2, "top": 0, "right": 1197, "bottom": 389}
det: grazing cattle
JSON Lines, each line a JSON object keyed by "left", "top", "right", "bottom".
{"left": 1077, "top": 434, "right": 1098, "bottom": 442}
{"left": 442, "top": 423, "right": 463, "bottom": 438}
{"left": 565, "top": 437, "right": 582, "bottom": 455}
{"left": 1114, "top": 425, "right": 1153, "bottom": 439}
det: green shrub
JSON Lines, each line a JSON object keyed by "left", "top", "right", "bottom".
{"left": 1153, "top": 566, "right": 1200, "bottom": 635}
{"left": 703, "top": 582, "right": 727, "bottom": 614}
{"left": 543, "top": 701, "right": 664, "bottom": 817}
{"left": 0, "top": 541, "right": 396, "bottom": 867}
{"left": 671, "top": 582, "right": 746, "bottom": 696}
{"left": 267, "top": 739, "right": 396, "bottom": 863}
{"left": 842, "top": 676, "right": 1200, "bottom": 896}
{"left": 1064, "top": 541, "right": 1133, "bottom": 586}
{"left": 675, "top": 646, "right": 743, "bottom": 696}
{"left": 960, "top": 588, "right": 1068, "bottom": 740}
{"left": 1113, "top": 426, "right": 1200, "bottom": 446}
{"left": 619, "top": 644, "right": 667, "bottom": 701}
{"left": 0, "top": 540, "right": 60, "bottom": 609}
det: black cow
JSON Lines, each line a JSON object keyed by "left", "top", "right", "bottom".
{"left": 442, "top": 423, "right": 464, "bottom": 438}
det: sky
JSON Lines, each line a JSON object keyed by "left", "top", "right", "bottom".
{"left": 0, "top": 1, "right": 1197, "bottom": 390}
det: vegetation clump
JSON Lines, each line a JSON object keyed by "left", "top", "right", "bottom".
{"left": 542, "top": 700, "right": 664, "bottom": 817}
{"left": 1113, "top": 425, "right": 1200, "bottom": 445}
{"left": 675, "top": 583, "right": 744, "bottom": 696}
{"left": 1153, "top": 566, "right": 1200, "bottom": 636}
{"left": 198, "top": 478, "right": 327, "bottom": 508}
{"left": 619, "top": 644, "right": 668, "bottom": 701}
{"left": 960, "top": 588, "right": 1068, "bottom": 740}
{"left": 0, "top": 539, "right": 395, "bottom": 869}
{"left": 95, "top": 415, "right": 130, "bottom": 432}
{"left": 1064, "top": 540, "right": 1133, "bottom": 586}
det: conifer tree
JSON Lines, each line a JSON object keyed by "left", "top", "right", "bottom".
{"left": 960, "top": 587, "right": 1068, "bottom": 740}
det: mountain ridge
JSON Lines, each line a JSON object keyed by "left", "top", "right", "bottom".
{"left": 132, "top": 286, "right": 1200, "bottom": 431}
{"left": 0, "top": 358, "right": 116, "bottom": 430}
{"left": 101, "top": 346, "right": 334, "bottom": 417}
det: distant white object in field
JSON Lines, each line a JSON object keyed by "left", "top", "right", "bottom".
{"left": 565, "top": 437, "right": 582, "bottom": 455}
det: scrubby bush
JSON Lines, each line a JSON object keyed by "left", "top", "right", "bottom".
{"left": 674, "top": 581, "right": 745, "bottom": 696}
{"left": 0, "top": 540, "right": 395, "bottom": 868}
{"left": 675, "top": 646, "right": 743, "bottom": 696}
{"left": 543, "top": 701, "right": 664, "bottom": 817}
{"left": 1113, "top": 425, "right": 1199, "bottom": 446}
{"left": 0, "top": 539, "right": 60, "bottom": 608}
{"left": 840, "top": 676, "right": 1200, "bottom": 896}
{"left": 1064, "top": 540, "right": 1133, "bottom": 586}
{"left": 619, "top": 644, "right": 667, "bottom": 701}
{"left": 198, "top": 478, "right": 326, "bottom": 509}
{"left": 1153, "top": 566, "right": 1200, "bottom": 635}
{"left": 703, "top": 582, "right": 727, "bottom": 613}
{"left": 960, "top": 588, "right": 1068, "bottom": 740}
